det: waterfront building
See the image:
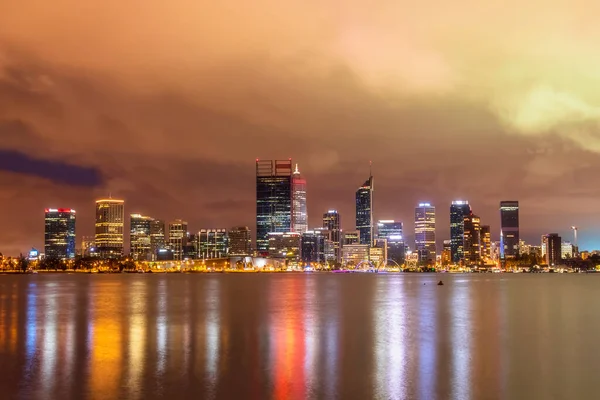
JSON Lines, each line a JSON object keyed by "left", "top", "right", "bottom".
{"left": 450, "top": 200, "right": 471, "bottom": 263}
{"left": 267, "top": 232, "right": 301, "bottom": 261}
{"left": 130, "top": 214, "right": 153, "bottom": 261}
{"left": 441, "top": 240, "right": 452, "bottom": 265}
{"left": 561, "top": 241, "right": 574, "bottom": 259}
{"left": 323, "top": 210, "right": 341, "bottom": 263}
{"left": 301, "top": 230, "right": 326, "bottom": 263}
{"left": 355, "top": 175, "right": 374, "bottom": 246}
{"left": 463, "top": 213, "right": 482, "bottom": 264}
{"left": 199, "top": 229, "right": 228, "bottom": 259}
{"left": 169, "top": 219, "right": 188, "bottom": 260}
{"left": 377, "top": 220, "right": 404, "bottom": 266}
{"left": 480, "top": 225, "right": 491, "bottom": 260}
{"left": 184, "top": 233, "right": 199, "bottom": 259}
{"left": 44, "top": 208, "right": 76, "bottom": 259}
{"left": 415, "top": 204, "right": 436, "bottom": 264}
{"left": 81, "top": 236, "right": 94, "bottom": 257}
{"left": 544, "top": 233, "right": 561, "bottom": 266}
{"left": 500, "top": 201, "right": 519, "bottom": 258}
{"left": 228, "top": 226, "right": 252, "bottom": 256}
{"left": 256, "top": 159, "right": 293, "bottom": 252}
{"left": 343, "top": 230, "right": 360, "bottom": 246}
{"left": 342, "top": 244, "right": 369, "bottom": 266}
{"left": 292, "top": 164, "right": 308, "bottom": 233}
{"left": 95, "top": 198, "right": 125, "bottom": 259}
{"left": 370, "top": 238, "right": 387, "bottom": 266}
{"left": 150, "top": 220, "right": 165, "bottom": 260}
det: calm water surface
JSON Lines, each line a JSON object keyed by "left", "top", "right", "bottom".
{"left": 0, "top": 273, "right": 599, "bottom": 399}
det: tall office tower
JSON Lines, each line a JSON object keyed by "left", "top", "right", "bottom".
{"left": 323, "top": 210, "right": 342, "bottom": 263}
{"left": 130, "top": 214, "right": 153, "bottom": 261}
{"left": 199, "top": 229, "right": 228, "bottom": 259}
{"left": 149, "top": 219, "right": 165, "bottom": 260}
{"left": 301, "top": 230, "right": 326, "bottom": 263}
{"left": 292, "top": 164, "right": 308, "bottom": 233}
{"left": 343, "top": 230, "right": 360, "bottom": 245}
{"left": 415, "top": 203, "right": 436, "bottom": 264}
{"left": 480, "top": 225, "right": 491, "bottom": 260}
{"left": 95, "top": 198, "right": 125, "bottom": 259}
{"left": 544, "top": 233, "right": 561, "bottom": 266}
{"left": 441, "top": 240, "right": 452, "bottom": 265}
{"left": 356, "top": 175, "right": 374, "bottom": 245}
{"left": 500, "top": 201, "right": 520, "bottom": 259}
{"left": 268, "top": 232, "right": 301, "bottom": 261}
{"left": 169, "top": 219, "right": 188, "bottom": 260}
{"left": 463, "top": 213, "right": 482, "bottom": 263}
{"left": 228, "top": 226, "right": 252, "bottom": 256}
{"left": 450, "top": 200, "right": 471, "bottom": 263}
{"left": 44, "top": 208, "right": 76, "bottom": 259}
{"left": 377, "top": 220, "right": 404, "bottom": 265}
{"left": 184, "top": 233, "right": 199, "bottom": 259}
{"left": 256, "top": 159, "right": 293, "bottom": 252}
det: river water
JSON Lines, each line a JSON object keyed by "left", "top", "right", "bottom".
{"left": 0, "top": 273, "right": 598, "bottom": 399}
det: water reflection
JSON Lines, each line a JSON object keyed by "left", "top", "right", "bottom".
{"left": 0, "top": 274, "right": 599, "bottom": 399}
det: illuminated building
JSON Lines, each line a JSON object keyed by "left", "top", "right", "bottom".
{"left": 44, "top": 208, "right": 76, "bottom": 259}
{"left": 268, "top": 232, "right": 301, "bottom": 260}
{"left": 544, "top": 233, "right": 561, "bottom": 266}
{"left": 228, "top": 226, "right": 252, "bottom": 256}
{"left": 301, "top": 231, "right": 326, "bottom": 263}
{"left": 480, "top": 225, "right": 491, "bottom": 260}
{"left": 450, "top": 200, "right": 470, "bottom": 263}
{"left": 463, "top": 213, "right": 481, "bottom": 264}
{"left": 500, "top": 201, "right": 519, "bottom": 258}
{"left": 322, "top": 210, "right": 341, "bottom": 262}
{"left": 370, "top": 238, "right": 387, "bottom": 266}
{"left": 95, "top": 198, "right": 125, "bottom": 259}
{"left": 377, "top": 220, "right": 404, "bottom": 265}
{"left": 256, "top": 159, "right": 293, "bottom": 252}
{"left": 168, "top": 219, "right": 188, "bottom": 260}
{"left": 441, "top": 240, "right": 452, "bottom": 265}
{"left": 355, "top": 175, "right": 374, "bottom": 246}
{"left": 150, "top": 220, "right": 165, "bottom": 260}
{"left": 184, "top": 233, "right": 199, "bottom": 259}
{"left": 561, "top": 241, "right": 574, "bottom": 259}
{"left": 292, "top": 164, "right": 308, "bottom": 233}
{"left": 415, "top": 203, "right": 436, "bottom": 264}
{"left": 199, "top": 229, "right": 228, "bottom": 259}
{"left": 130, "top": 214, "right": 153, "bottom": 261}
{"left": 81, "top": 236, "right": 95, "bottom": 257}
{"left": 343, "top": 230, "right": 360, "bottom": 245}
{"left": 342, "top": 244, "right": 369, "bottom": 266}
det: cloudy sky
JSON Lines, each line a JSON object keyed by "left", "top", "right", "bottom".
{"left": 1, "top": 0, "right": 599, "bottom": 254}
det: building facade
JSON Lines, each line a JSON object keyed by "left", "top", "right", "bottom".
{"left": 44, "top": 208, "right": 76, "bottom": 259}
{"left": 292, "top": 164, "right": 308, "bottom": 233}
{"left": 480, "top": 225, "right": 491, "bottom": 261}
{"left": 323, "top": 210, "right": 342, "bottom": 263}
{"left": 463, "top": 213, "right": 482, "bottom": 264}
{"left": 415, "top": 203, "right": 436, "bottom": 264}
{"left": 256, "top": 159, "right": 293, "bottom": 252}
{"left": 544, "top": 233, "right": 561, "bottom": 266}
{"left": 268, "top": 232, "right": 301, "bottom": 261}
{"left": 150, "top": 219, "right": 165, "bottom": 260}
{"left": 168, "top": 219, "right": 188, "bottom": 260}
{"left": 450, "top": 200, "right": 471, "bottom": 263}
{"left": 301, "top": 230, "right": 326, "bottom": 263}
{"left": 199, "top": 229, "right": 228, "bottom": 259}
{"left": 95, "top": 198, "right": 125, "bottom": 259}
{"left": 355, "top": 175, "right": 374, "bottom": 246}
{"left": 228, "top": 226, "right": 252, "bottom": 256}
{"left": 377, "top": 220, "right": 404, "bottom": 266}
{"left": 343, "top": 230, "right": 360, "bottom": 246}
{"left": 500, "top": 201, "right": 519, "bottom": 258}
{"left": 130, "top": 214, "right": 153, "bottom": 261}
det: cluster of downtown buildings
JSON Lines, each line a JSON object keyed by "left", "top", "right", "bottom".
{"left": 41, "top": 159, "right": 578, "bottom": 268}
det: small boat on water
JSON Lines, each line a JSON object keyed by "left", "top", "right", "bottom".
{"left": 437, "top": 280, "right": 444, "bottom": 286}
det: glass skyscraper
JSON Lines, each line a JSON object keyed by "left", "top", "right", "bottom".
{"left": 450, "top": 200, "right": 471, "bottom": 263}
{"left": 415, "top": 203, "right": 436, "bottom": 264}
{"left": 95, "top": 198, "right": 125, "bottom": 259}
{"left": 500, "top": 201, "right": 519, "bottom": 259}
{"left": 322, "top": 210, "right": 341, "bottom": 263}
{"left": 355, "top": 175, "right": 374, "bottom": 246}
{"left": 377, "top": 220, "right": 404, "bottom": 266}
{"left": 292, "top": 164, "right": 308, "bottom": 233}
{"left": 228, "top": 226, "right": 252, "bottom": 256}
{"left": 130, "top": 214, "right": 153, "bottom": 261}
{"left": 256, "top": 159, "right": 293, "bottom": 252}
{"left": 463, "top": 213, "right": 481, "bottom": 264}
{"left": 44, "top": 208, "right": 76, "bottom": 259}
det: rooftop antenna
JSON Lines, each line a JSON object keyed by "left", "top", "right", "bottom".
{"left": 369, "top": 160, "right": 372, "bottom": 177}
{"left": 294, "top": 163, "right": 299, "bottom": 174}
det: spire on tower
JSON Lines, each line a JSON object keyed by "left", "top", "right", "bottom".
{"left": 294, "top": 163, "right": 300, "bottom": 174}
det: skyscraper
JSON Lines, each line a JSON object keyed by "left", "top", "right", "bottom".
{"left": 415, "top": 204, "right": 436, "bottom": 264}
{"left": 480, "top": 225, "right": 491, "bottom": 260}
{"left": 356, "top": 175, "right": 374, "bottom": 246}
{"left": 323, "top": 210, "right": 341, "bottom": 263}
{"left": 199, "top": 229, "right": 228, "bottom": 259}
{"left": 301, "top": 230, "right": 326, "bottom": 263}
{"left": 256, "top": 159, "right": 293, "bottom": 252}
{"left": 150, "top": 219, "right": 165, "bottom": 260}
{"left": 130, "top": 214, "right": 153, "bottom": 261}
{"left": 169, "top": 219, "right": 188, "bottom": 260}
{"left": 228, "top": 226, "right": 252, "bottom": 256}
{"left": 463, "top": 213, "right": 481, "bottom": 264}
{"left": 500, "top": 201, "right": 519, "bottom": 259}
{"left": 450, "top": 200, "right": 471, "bottom": 263}
{"left": 544, "top": 233, "right": 561, "bottom": 266}
{"left": 95, "top": 198, "right": 125, "bottom": 259}
{"left": 292, "top": 164, "right": 308, "bottom": 233}
{"left": 377, "top": 220, "right": 404, "bottom": 266}
{"left": 44, "top": 208, "right": 76, "bottom": 259}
